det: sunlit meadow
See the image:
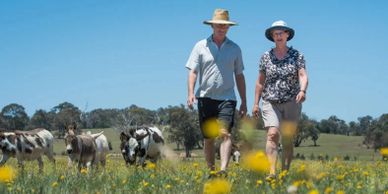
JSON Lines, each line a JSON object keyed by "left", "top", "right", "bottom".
{"left": 0, "top": 153, "right": 387, "bottom": 194}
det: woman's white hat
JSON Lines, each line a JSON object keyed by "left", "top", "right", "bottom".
{"left": 203, "top": 9, "right": 237, "bottom": 26}
{"left": 265, "top": 20, "right": 295, "bottom": 41}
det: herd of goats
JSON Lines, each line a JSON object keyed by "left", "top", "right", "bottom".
{"left": 0, "top": 126, "right": 165, "bottom": 172}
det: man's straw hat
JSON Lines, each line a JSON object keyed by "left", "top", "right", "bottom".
{"left": 203, "top": 9, "right": 237, "bottom": 26}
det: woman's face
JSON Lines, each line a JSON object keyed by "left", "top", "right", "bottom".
{"left": 272, "top": 30, "right": 289, "bottom": 44}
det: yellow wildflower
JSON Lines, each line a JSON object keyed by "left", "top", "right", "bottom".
{"left": 80, "top": 168, "right": 88, "bottom": 174}
{"left": 380, "top": 147, "right": 388, "bottom": 156}
{"left": 193, "top": 162, "right": 199, "bottom": 168}
{"left": 146, "top": 162, "right": 156, "bottom": 169}
{"left": 165, "top": 184, "right": 172, "bottom": 189}
{"left": 324, "top": 187, "right": 333, "bottom": 194}
{"left": 256, "top": 180, "right": 263, "bottom": 187}
{"left": 51, "top": 181, "right": 58, "bottom": 187}
{"left": 142, "top": 180, "right": 149, "bottom": 188}
{"left": 336, "top": 174, "right": 345, "bottom": 181}
{"left": 292, "top": 180, "right": 303, "bottom": 187}
{"left": 241, "top": 151, "right": 270, "bottom": 173}
{"left": 279, "top": 170, "right": 288, "bottom": 180}
{"left": 336, "top": 190, "right": 345, "bottom": 194}
{"left": 315, "top": 172, "right": 327, "bottom": 180}
{"left": 203, "top": 178, "right": 231, "bottom": 194}
{"left": 308, "top": 189, "right": 319, "bottom": 194}
{"left": 60, "top": 175, "right": 65, "bottom": 180}
{"left": 203, "top": 119, "right": 221, "bottom": 138}
{"left": 297, "top": 164, "right": 305, "bottom": 173}
{"left": 0, "top": 165, "right": 16, "bottom": 183}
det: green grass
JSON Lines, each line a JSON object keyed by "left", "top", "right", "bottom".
{"left": 0, "top": 156, "right": 387, "bottom": 194}
{"left": 52, "top": 128, "right": 380, "bottom": 161}
{"left": 1, "top": 128, "right": 387, "bottom": 194}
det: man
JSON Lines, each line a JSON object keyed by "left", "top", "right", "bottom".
{"left": 186, "top": 9, "right": 247, "bottom": 178}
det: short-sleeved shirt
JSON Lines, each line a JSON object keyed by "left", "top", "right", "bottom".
{"left": 259, "top": 47, "right": 306, "bottom": 103}
{"left": 186, "top": 35, "right": 244, "bottom": 101}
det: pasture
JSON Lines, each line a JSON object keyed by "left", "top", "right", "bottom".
{"left": 0, "top": 128, "right": 387, "bottom": 193}
{"left": 52, "top": 128, "right": 381, "bottom": 161}
{"left": 0, "top": 156, "right": 387, "bottom": 193}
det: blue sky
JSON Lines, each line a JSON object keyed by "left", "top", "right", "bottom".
{"left": 1, "top": 0, "right": 387, "bottom": 122}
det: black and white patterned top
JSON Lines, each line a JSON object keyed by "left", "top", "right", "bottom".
{"left": 259, "top": 47, "right": 306, "bottom": 103}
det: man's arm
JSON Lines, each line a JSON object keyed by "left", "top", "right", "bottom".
{"left": 187, "top": 69, "right": 197, "bottom": 109}
{"left": 235, "top": 73, "right": 247, "bottom": 116}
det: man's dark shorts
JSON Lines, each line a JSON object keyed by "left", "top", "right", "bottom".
{"left": 197, "top": 97, "right": 237, "bottom": 139}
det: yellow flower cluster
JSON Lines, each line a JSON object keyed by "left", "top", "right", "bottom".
{"left": 203, "top": 178, "right": 231, "bottom": 194}
{"left": 203, "top": 119, "right": 221, "bottom": 138}
{"left": 241, "top": 151, "right": 270, "bottom": 173}
{"left": 80, "top": 168, "right": 88, "bottom": 175}
{"left": 0, "top": 165, "right": 16, "bottom": 183}
{"left": 146, "top": 162, "right": 156, "bottom": 170}
{"left": 380, "top": 147, "right": 388, "bottom": 156}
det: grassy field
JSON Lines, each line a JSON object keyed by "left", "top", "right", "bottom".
{"left": 52, "top": 128, "right": 380, "bottom": 161}
{"left": 1, "top": 128, "right": 387, "bottom": 193}
{"left": 0, "top": 154, "right": 387, "bottom": 193}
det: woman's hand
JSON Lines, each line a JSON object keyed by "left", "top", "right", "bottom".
{"left": 296, "top": 91, "right": 306, "bottom": 103}
{"left": 252, "top": 104, "right": 261, "bottom": 119}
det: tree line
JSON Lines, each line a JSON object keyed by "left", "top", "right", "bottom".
{"left": 0, "top": 102, "right": 387, "bottom": 153}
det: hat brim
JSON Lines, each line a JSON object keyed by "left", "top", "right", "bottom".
{"left": 265, "top": 26, "right": 294, "bottom": 42}
{"left": 203, "top": 20, "right": 237, "bottom": 26}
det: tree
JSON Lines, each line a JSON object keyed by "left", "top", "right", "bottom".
{"left": 113, "top": 109, "right": 135, "bottom": 132}
{"left": 51, "top": 102, "right": 81, "bottom": 138}
{"left": 366, "top": 114, "right": 388, "bottom": 150}
{"left": 0, "top": 115, "right": 6, "bottom": 129}
{"left": 358, "top": 115, "right": 374, "bottom": 145}
{"left": 348, "top": 121, "right": 361, "bottom": 136}
{"left": 0, "top": 103, "right": 29, "bottom": 130}
{"left": 293, "top": 113, "right": 320, "bottom": 147}
{"left": 28, "top": 109, "right": 52, "bottom": 130}
{"left": 83, "top": 108, "right": 120, "bottom": 128}
{"left": 310, "top": 121, "right": 320, "bottom": 146}
{"left": 165, "top": 105, "right": 201, "bottom": 157}
{"left": 125, "top": 105, "right": 158, "bottom": 126}
{"left": 317, "top": 116, "right": 348, "bottom": 135}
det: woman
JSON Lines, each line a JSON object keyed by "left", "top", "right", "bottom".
{"left": 252, "top": 20, "right": 308, "bottom": 179}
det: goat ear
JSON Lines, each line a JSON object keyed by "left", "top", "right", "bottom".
{"left": 120, "top": 132, "right": 129, "bottom": 141}
{"left": 129, "top": 129, "right": 135, "bottom": 137}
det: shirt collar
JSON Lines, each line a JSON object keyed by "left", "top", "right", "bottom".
{"left": 270, "top": 46, "right": 294, "bottom": 61}
{"left": 207, "top": 35, "right": 230, "bottom": 45}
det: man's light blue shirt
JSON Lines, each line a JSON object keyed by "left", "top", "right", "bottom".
{"left": 186, "top": 36, "right": 244, "bottom": 101}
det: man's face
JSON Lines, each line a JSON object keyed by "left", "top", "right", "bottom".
{"left": 212, "top": 24, "right": 230, "bottom": 39}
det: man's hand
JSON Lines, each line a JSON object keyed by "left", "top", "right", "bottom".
{"left": 239, "top": 102, "right": 247, "bottom": 117}
{"left": 187, "top": 94, "right": 196, "bottom": 110}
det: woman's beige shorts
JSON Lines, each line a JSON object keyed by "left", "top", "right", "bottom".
{"left": 261, "top": 99, "right": 302, "bottom": 128}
